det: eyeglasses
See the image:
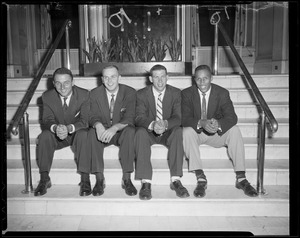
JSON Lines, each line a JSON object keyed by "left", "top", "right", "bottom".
{"left": 102, "top": 75, "right": 118, "bottom": 81}
{"left": 54, "top": 81, "right": 72, "bottom": 88}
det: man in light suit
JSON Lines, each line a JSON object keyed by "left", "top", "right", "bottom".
{"left": 35, "top": 67, "right": 90, "bottom": 196}
{"left": 135, "top": 64, "right": 189, "bottom": 200}
{"left": 181, "top": 65, "right": 258, "bottom": 198}
{"left": 80, "top": 65, "right": 137, "bottom": 197}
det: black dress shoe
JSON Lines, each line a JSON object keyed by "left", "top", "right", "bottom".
{"left": 170, "top": 180, "right": 190, "bottom": 198}
{"left": 79, "top": 180, "right": 92, "bottom": 196}
{"left": 139, "top": 182, "right": 152, "bottom": 200}
{"left": 34, "top": 179, "right": 51, "bottom": 196}
{"left": 194, "top": 180, "right": 207, "bottom": 198}
{"left": 236, "top": 179, "right": 258, "bottom": 197}
{"left": 92, "top": 179, "right": 105, "bottom": 196}
{"left": 122, "top": 179, "right": 137, "bottom": 196}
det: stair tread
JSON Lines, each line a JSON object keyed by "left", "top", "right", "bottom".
{"left": 7, "top": 184, "right": 289, "bottom": 201}
{"left": 7, "top": 158, "right": 289, "bottom": 170}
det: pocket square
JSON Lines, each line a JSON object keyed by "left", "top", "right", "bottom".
{"left": 120, "top": 108, "right": 126, "bottom": 112}
{"left": 75, "top": 111, "right": 80, "bottom": 117}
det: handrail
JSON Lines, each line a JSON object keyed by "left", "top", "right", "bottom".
{"left": 211, "top": 15, "right": 278, "bottom": 134}
{"left": 9, "top": 19, "right": 72, "bottom": 136}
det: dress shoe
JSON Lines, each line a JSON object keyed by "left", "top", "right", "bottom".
{"left": 139, "top": 182, "right": 152, "bottom": 200}
{"left": 170, "top": 180, "right": 190, "bottom": 198}
{"left": 79, "top": 180, "right": 92, "bottom": 196}
{"left": 34, "top": 179, "right": 51, "bottom": 196}
{"left": 236, "top": 179, "right": 258, "bottom": 197}
{"left": 122, "top": 179, "right": 137, "bottom": 196}
{"left": 193, "top": 180, "right": 207, "bottom": 198}
{"left": 92, "top": 179, "right": 105, "bottom": 196}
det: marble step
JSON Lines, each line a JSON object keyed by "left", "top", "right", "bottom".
{"left": 7, "top": 74, "right": 289, "bottom": 92}
{"left": 7, "top": 184, "right": 289, "bottom": 217}
{"left": 6, "top": 137, "right": 289, "bottom": 162}
{"left": 6, "top": 102, "right": 289, "bottom": 123}
{"left": 7, "top": 158, "right": 289, "bottom": 186}
{"left": 6, "top": 87, "right": 289, "bottom": 106}
{"left": 6, "top": 118, "right": 290, "bottom": 140}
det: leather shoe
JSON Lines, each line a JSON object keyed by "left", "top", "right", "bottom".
{"left": 92, "top": 179, "right": 105, "bottom": 196}
{"left": 236, "top": 179, "right": 258, "bottom": 197}
{"left": 193, "top": 180, "right": 207, "bottom": 198}
{"left": 170, "top": 180, "right": 190, "bottom": 198}
{"left": 34, "top": 179, "right": 51, "bottom": 196}
{"left": 79, "top": 180, "right": 92, "bottom": 196}
{"left": 122, "top": 179, "right": 137, "bottom": 196}
{"left": 139, "top": 182, "right": 152, "bottom": 200}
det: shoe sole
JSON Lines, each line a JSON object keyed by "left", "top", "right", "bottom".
{"left": 139, "top": 195, "right": 152, "bottom": 200}
{"left": 170, "top": 184, "right": 190, "bottom": 198}
{"left": 80, "top": 191, "right": 92, "bottom": 196}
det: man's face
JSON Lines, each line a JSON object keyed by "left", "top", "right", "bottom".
{"left": 102, "top": 67, "right": 120, "bottom": 93}
{"left": 194, "top": 69, "right": 212, "bottom": 93}
{"left": 53, "top": 74, "right": 74, "bottom": 97}
{"left": 150, "top": 69, "right": 168, "bottom": 92}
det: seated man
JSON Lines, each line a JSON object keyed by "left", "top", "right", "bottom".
{"left": 134, "top": 64, "right": 189, "bottom": 200}
{"left": 79, "top": 65, "right": 137, "bottom": 197}
{"left": 181, "top": 64, "right": 258, "bottom": 198}
{"left": 35, "top": 67, "right": 90, "bottom": 196}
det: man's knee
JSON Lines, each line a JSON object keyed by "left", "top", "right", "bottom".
{"left": 37, "top": 130, "right": 55, "bottom": 145}
{"left": 183, "top": 127, "right": 196, "bottom": 138}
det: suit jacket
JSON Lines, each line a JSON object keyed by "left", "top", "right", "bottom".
{"left": 42, "top": 85, "right": 90, "bottom": 132}
{"left": 89, "top": 84, "right": 136, "bottom": 129}
{"left": 135, "top": 85, "right": 181, "bottom": 131}
{"left": 181, "top": 83, "right": 237, "bottom": 135}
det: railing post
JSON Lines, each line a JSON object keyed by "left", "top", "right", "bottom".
{"left": 21, "top": 112, "right": 34, "bottom": 194}
{"left": 257, "top": 111, "right": 267, "bottom": 195}
{"left": 65, "top": 20, "right": 72, "bottom": 70}
{"left": 213, "top": 22, "right": 219, "bottom": 75}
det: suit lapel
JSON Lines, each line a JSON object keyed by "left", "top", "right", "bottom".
{"left": 53, "top": 91, "right": 65, "bottom": 124}
{"left": 66, "top": 87, "right": 78, "bottom": 122}
{"left": 207, "top": 84, "right": 217, "bottom": 118}
{"left": 97, "top": 86, "right": 111, "bottom": 125}
{"left": 192, "top": 86, "right": 201, "bottom": 119}
{"left": 148, "top": 86, "right": 156, "bottom": 118}
{"left": 162, "top": 86, "right": 172, "bottom": 119}
{"left": 113, "top": 85, "right": 123, "bottom": 123}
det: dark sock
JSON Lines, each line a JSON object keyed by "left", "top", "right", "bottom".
{"left": 195, "top": 169, "right": 206, "bottom": 182}
{"left": 122, "top": 172, "right": 131, "bottom": 181}
{"left": 81, "top": 172, "right": 90, "bottom": 182}
{"left": 41, "top": 172, "right": 50, "bottom": 181}
{"left": 95, "top": 172, "right": 104, "bottom": 182}
{"left": 236, "top": 171, "right": 246, "bottom": 182}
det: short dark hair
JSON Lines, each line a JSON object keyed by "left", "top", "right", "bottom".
{"left": 194, "top": 65, "right": 212, "bottom": 75}
{"left": 53, "top": 67, "right": 73, "bottom": 81}
{"left": 102, "top": 65, "right": 119, "bottom": 74}
{"left": 150, "top": 64, "right": 167, "bottom": 76}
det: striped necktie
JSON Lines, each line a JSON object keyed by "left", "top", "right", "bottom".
{"left": 201, "top": 93, "right": 207, "bottom": 119}
{"left": 156, "top": 93, "right": 163, "bottom": 121}
{"left": 110, "top": 94, "right": 115, "bottom": 125}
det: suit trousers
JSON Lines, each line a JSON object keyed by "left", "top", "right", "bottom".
{"left": 37, "top": 129, "right": 88, "bottom": 174}
{"left": 134, "top": 126, "right": 184, "bottom": 180}
{"left": 82, "top": 125, "right": 135, "bottom": 175}
{"left": 183, "top": 125, "right": 246, "bottom": 172}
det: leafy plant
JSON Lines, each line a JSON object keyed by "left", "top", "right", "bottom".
{"left": 125, "top": 38, "right": 140, "bottom": 62}
{"left": 112, "top": 36, "right": 125, "bottom": 62}
{"left": 166, "top": 36, "right": 182, "bottom": 62}
{"left": 97, "top": 37, "right": 114, "bottom": 63}
{"left": 82, "top": 37, "right": 99, "bottom": 63}
{"left": 139, "top": 38, "right": 154, "bottom": 62}
{"left": 153, "top": 38, "right": 167, "bottom": 62}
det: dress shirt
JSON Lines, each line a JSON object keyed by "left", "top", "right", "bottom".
{"left": 148, "top": 87, "right": 166, "bottom": 130}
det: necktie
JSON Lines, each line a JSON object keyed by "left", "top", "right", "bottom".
{"left": 156, "top": 93, "right": 163, "bottom": 121}
{"left": 110, "top": 94, "right": 115, "bottom": 124}
{"left": 63, "top": 97, "right": 68, "bottom": 111}
{"left": 201, "top": 93, "right": 207, "bottom": 120}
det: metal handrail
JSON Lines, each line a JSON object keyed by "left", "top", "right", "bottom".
{"left": 210, "top": 13, "right": 278, "bottom": 195}
{"left": 9, "top": 19, "right": 72, "bottom": 136}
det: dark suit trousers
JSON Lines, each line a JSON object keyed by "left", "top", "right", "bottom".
{"left": 134, "top": 126, "right": 184, "bottom": 180}
{"left": 82, "top": 126, "right": 135, "bottom": 175}
{"left": 37, "top": 129, "right": 88, "bottom": 174}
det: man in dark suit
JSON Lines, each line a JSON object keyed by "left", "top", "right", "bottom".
{"left": 181, "top": 65, "right": 258, "bottom": 198}
{"left": 35, "top": 67, "right": 90, "bottom": 196}
{"left": 80, "top": 65, "right": 137, "bottom": 197}
{"left": 135, "top": 64, "right": 189, "bottom": 200}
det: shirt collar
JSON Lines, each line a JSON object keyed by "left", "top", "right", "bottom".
{"left": 198, "top": 86, "right": 211, "bottom": 98}
{"left": 152, "top": 86, "right": 166, "bottom": 98}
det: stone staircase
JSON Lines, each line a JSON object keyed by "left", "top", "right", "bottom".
{"left": 6, "top": 74, "right": 289, "bottom": 217}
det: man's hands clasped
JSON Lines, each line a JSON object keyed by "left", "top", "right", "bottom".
{"left": 95, "top": 123, "right": 118, "bottom": 143}
{"left": 153, "top": 119, "right": 167, "bottom": 135}
{"left": 198, "top": 118, "right": 219, "bottom": 134}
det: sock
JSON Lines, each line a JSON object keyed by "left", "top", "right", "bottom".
{"left": 195, "top": 169, "right": 207, "bottom": 182}
{"left": 142, "top": 179, "right": 152, "bottom": 184}
{"left": 95, "top": 172, "right": 105, "bottom": 182}
{"left": 81, "top": 172, "right": 90, "bottom": 182}
{"left": 122, "top": 172, "right": 131, "bottom": 181}
{"left": 171, "top": 176, "right": 180, "bottom": 183}
{"left": 236, "top": 171, "right": 246, "bottom": 182}
{"left": 40, "top": 172, "right": 50, "bottom": 181}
